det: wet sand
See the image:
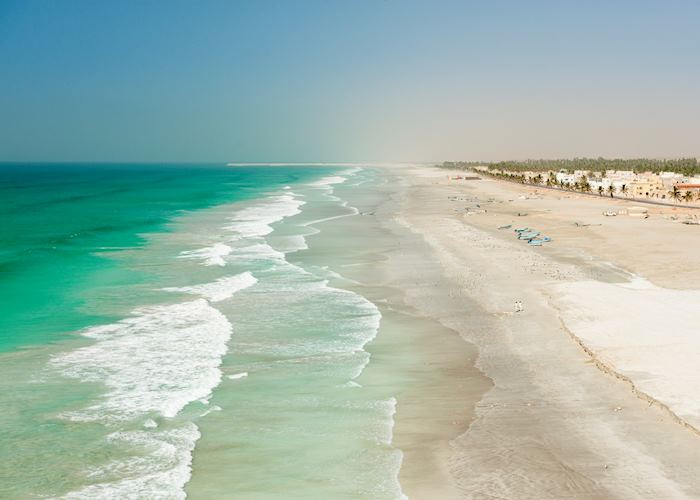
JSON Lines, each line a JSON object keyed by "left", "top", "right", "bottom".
{"left": 294, "top": 171, "right": 492, "bottom": 499}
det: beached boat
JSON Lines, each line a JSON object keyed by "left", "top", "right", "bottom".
{"left": 518, "top": 231, "right": 539, "bottom": 240}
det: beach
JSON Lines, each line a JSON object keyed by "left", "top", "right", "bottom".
{"left": 5, "top": 1, "right": 700, "bottom": 497}
{"left": 3, "top": 163, "right": 700, "bottom": 498}
{"left": 373, "top": 165, "right": 700, "bottom": 498}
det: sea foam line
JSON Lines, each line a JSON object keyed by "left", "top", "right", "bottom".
{"left": 61, "top": 423, "right": 200, "bottom": 500}
{"left": 52, "top": 298, "right": 233, "bottom": 422}
{"left": 162, "top": 272, "right": 257, "bottom": 302}
{"left": 177, "top": 242, "right": 232, "bottom": 266}
{"left": 224, "top": 193, "right": 305, "bottom": 239}
{"left": 52, "top": 295, "right": 239, "bottom": 498}
{"left": 306, "top": 168, "right": 406, "bottom": 498}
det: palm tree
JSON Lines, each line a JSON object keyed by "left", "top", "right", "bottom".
{"left": 607, "top": 185, "right": 616, "bottom": 197}
{"left": 598, "top": 185, "right": 604, "bottom": 196}
{"left": 683, "top": 191, "right": 694, "bottom": 203}
{"left": 620, "top": 184, "right": 628, "bottom": 197}
{"left": 670, "top": 185, "right": 682, "bottom": 202}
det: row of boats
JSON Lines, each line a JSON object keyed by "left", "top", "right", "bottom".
{"left": 514, "top": 227, "right": 551, "bottom": 246}
{"left": 497, "top": 224, "right": 552, "bottom": 246}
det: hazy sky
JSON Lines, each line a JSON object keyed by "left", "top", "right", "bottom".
{"left": 1, "top": 0, "right": 699, "bottom": 162}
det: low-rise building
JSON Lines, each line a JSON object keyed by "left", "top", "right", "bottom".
{"left": 605, "top": 170, "right": 635, "bottom": 183}
{"left": 659, "top": 172, "right": 684, "bottom": 189}
{"left": 629, "top": 175, "right": 666, "bottom": 198}
{"left": 555, "top": 172, "right": 577, "bottom": 185}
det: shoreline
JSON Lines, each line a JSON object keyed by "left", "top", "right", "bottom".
{"left": 294, "top": 169, "right": 493, "bottom": 498}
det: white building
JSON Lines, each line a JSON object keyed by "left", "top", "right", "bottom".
{"left": 605, "top": 170, "right": 635, "bottom": 182}
{"left": 555, "top": 172, "right": 577, "bottom": 185}
{"left": 659, "top": 171, "right": 684, "bottom": 189}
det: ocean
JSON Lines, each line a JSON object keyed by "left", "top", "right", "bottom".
{"left": 0, "top": 164, "right": 404, "bottom": 498}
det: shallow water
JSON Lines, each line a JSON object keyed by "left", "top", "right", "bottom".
{"left": 0, "top": 164, "right": 410, "bottom": 498}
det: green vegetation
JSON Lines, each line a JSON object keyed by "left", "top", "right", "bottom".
{"left": 670, "top": 185, "right": 682, "bottom": 202}
{"left": 439, "top": 158, "right": 700, "bottom": 176}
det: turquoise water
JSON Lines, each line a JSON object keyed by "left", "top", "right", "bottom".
{"left": 0, "top": 164, "right": 405, "bottom": 498}
{"left": 0, "top": 163, "right": 324, "bottom": 351}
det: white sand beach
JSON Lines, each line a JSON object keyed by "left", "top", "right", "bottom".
{"left": 373, "top": 166, "right": 700, "bottom": 498}
{"left": 553, "top": 277, "right": 700, "bottom": 429}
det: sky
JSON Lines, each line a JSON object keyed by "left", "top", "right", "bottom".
{"left": 1, "top": 0, "right": 699, "bottom": 163}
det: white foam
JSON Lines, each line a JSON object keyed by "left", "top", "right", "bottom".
{"left": 227, "top": 372, "right": 248, "bottom": 380}
{"left": 53, "top": 298, "right": 235, "bottom": 497}
{"left": 301, "top": 203, "right": 359, "bottom": 228}
{"left": 341, "top": 381, "right": 362, "bottom": 388}
{"left": 308, "top": 168, "right": 361, "bottom": 189}
{"left": 310, "top": 175, "right": 348, "bottom": 187}
{"left": 239, "top": 263, "right": 382, "bottom": 361}
{"left": 143, "top": 419, "right": 158, "bottom": 429}
{"left": 177, "top": 242, "right": 232, "bottom": 267}
{"left": 62, "top": 424, "right": 199, "bottom": 500}
{"left": 340, "top": 167, "right": 363, "bottom": 177}
{"left": 225, "top": 193, "right": 305, "bottom": 239}
{"left": 52, "top": 299, "right": 232, "bottom": 422}
{"left": 275, "top": 234, "right": 308, "bottom": 253}
{"left": 228, "top": 243, "right": 286, "bottom": 263}
{"left": 200, "top": 405, "right": 222, "bottom": 417}
{"left": 162, "top": 272, "right": 257, "bottom": 302}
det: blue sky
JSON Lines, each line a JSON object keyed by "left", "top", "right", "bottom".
{"left": 1, "top": 0, "right": 699, "bottom": 162}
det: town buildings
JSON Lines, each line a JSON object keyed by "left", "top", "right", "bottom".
{"left": 476, "top": 166, "right": 699, "bottom": 203}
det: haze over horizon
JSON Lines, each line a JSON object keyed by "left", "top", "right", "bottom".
{"left": 1, "top": 0, "right": 699, "bottom": 163}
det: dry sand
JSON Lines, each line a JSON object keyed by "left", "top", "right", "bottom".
{"left": 382, "top": 166, "right": 700, "bottom": 499}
